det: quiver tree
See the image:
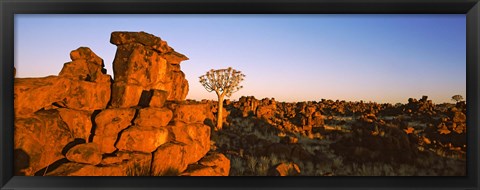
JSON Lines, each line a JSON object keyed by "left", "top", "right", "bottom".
{"left": 451, "top": 95, "right": 464, "bottom": 103}
{"left": 199, "top": 67, "right": 245, "bottom": 130}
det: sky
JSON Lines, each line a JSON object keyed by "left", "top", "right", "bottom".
{"left": 14, "top": 14, "right": 466, "bottom": 104}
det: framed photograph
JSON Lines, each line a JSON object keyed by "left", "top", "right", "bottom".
{"left": 1, "top": 0, "right": 479, "bottom": 189}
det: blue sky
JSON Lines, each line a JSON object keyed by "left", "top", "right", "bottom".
{"left": 15, "top": 14, "right": 466, "bottom": 103}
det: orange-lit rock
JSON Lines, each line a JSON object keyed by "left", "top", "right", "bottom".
{"left": 134, "top": 107, "right": 173, "bottom": 128}
{"left": 112, "top": 43, "right": 169, "bottom": 86}
{"left": 168, "top": 121, "right": 211, "bottom": 164}
{"left": 452, "top": 111, "right": 466, "bottom": 123}
{"left": 61, "top": 47, "right": 111, "bottom": 111}
{"left": 14, "top": 76, "right": 110, "bottom": 116}
{"left": 92, "top": 108, "right": 136, "bottom": 154}
{"left": 110, "top": 82, "right": 144, "bottom": 108}
{"left": 69, "top": 47, "right": 103, "bottom": 66}
{"left": 14, "top": 110, "right": 74, "bottom": 176}
{"left": 171, "top": 103, "right": 211, "bottom": 124}
{"left": 163, "top": 70, "right": 189, "bottom": 100}
{"left": 181, "top": 165, "right": 218, "bottom": 176}
{"left": 66, "top": 143, "right": 102, "bottom": 165}
{"left": 312, "top": 111, "right": 324, "bottom": 127}
{"left": 47, "top": 152, "right": 151, "bottom": 176}
{"left": 404, "top": 127, "right": 415, "bottom": 135}
{"left": 110, "top": 31, "right": 189, "bottom": 103}
{"left": 151, "top": 142, "right": 189, "bottom": 176}
{"left": 14, "top": 76, "right": 71, "bottom": 116}
{"left": 149, "top": 90, "right": 168, "bottom": 108}
{"left": 198, "top": 152, "right": 230, "bottom": 176}
{"left": 268, "top": 162, "right": 301, "bottom": 176}
{"left": 162, "top": 51, "right": 189, "bottom": 65}
{"left": 63, "top": 80, "right": 111, "bottom": 111}
{"left": 57, "top": 108, "right": 92, "bottom": 141}
{"left": 111, "top": 31, "right": 172, "bottom": 53}
{"left": 115, "top": 125, "right": 169, "bottom": 153}
{"left": 60, "top": 47, "right": 109, "bottom": 83}
{"left": 256, "top": 105, "right": 276, "bottom": 120}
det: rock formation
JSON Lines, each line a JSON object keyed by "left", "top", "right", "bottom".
{"left": 109, "top": 31, "right": 189, "bottom": 108}
{"left": 14, "top": 31, "right": 230, "bottom": 176}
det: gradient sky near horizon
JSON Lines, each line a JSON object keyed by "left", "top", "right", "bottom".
{"left": 15, "top": 14, "right": 466, "bottom": 104}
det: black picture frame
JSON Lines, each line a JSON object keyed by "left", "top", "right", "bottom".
{"left": 1, "top": 0, "right": 479, "bottom": 189}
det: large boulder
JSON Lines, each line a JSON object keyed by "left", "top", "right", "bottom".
{"left": 66, "top": 143, "right": 102, "bottom": 165}
{"left": 110, "top": 31, "right": 172, "bottom": 53}
{"left": 109, "top": 31, "right": 189, "bottom": 108}
{"left": 151, "top": 142, "right": 189, "bottom": 176}
{"left": 115, "top": 125, "right": 170, "bottom": 153}
{"left": 181, "top": 153, "right": 230, "bottom": 176}
{"left": 69, "top": 47, "right": 104, "bottom": 67}
{"left": 170, "top": 103, "right": 211, "bottom": 124}
{"left": 110, "top": 31, "right": 188, "bottom": 63}
{"left": 111, "top": 43, "right": 169, "bottom": 87}
{"left": 59, "top": 47, "right": 109, "bottom": 83}
{"left": 63, "top": 80, "right": 111, "bottom": 111}
{"left": 92, "top": 108, "right": 136, "bottom": 154}
{"left": 137, "top": 89, "right": 168, "bottom": 108}
{"left": 167, "top": 121, "right": 211, "bottom": 164}
{"left": 198, "top": 152, "right": 230, "bottom": 176}
{"left": 110, "top": 82, "right": 144, "bottom": 108}
{"left": 57, "top": 108, "right": 92, "bottom": 141}
{"left": 14, "top": 76, "right": 71, "bottom": 116}
{"left": 14, "top": 110, "right": 74, "bottom": 176}
{"left": 134, "top": 107, "right": 173, "bottom": 128}
{"left": 149, "top": 89, "right": 168, "bottom": 107}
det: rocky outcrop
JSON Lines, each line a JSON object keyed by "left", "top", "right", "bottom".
{"left": 404, "top": 96, "right": 436, "bottom": 116}
{"left": 93, "top": 108, "right": 136, "bottom": 154}
{"left": 15, "top": 31, "right": 230, "bottom": 176}
{"left": 14, "top": 47, "right": 111, "bottom": 116}
{"left": 424, "top": 102, "right": 467, "bottom": 151}
{"left": 109, "top": 31, "right": 189, "bottom": 108}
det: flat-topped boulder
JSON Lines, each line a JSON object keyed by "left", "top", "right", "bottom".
{"left": 109, "top": 31, "right": 189, "bottom": 108}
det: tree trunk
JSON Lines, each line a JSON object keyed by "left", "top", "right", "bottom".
{"left": 216, "top": 95, "right": 224, "bottom": 130}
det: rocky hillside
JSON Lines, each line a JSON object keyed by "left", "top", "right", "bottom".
{"left": 14, "top": 31, "right": 230, "bottom": 176}
{"left": 207, "top": 96, "right": 466, "bottom": 176}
